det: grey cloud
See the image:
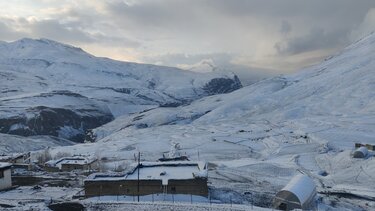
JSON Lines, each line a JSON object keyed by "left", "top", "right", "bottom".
{"left": 0, "top": 15, "right": 140, "bottom": 49}
{"left": 30, "top": 19, "right": 94, "bottom": 43}
{"left": 207, "top": 0, "right": 375, "bottom": 20}
{"left": 275, "top": 27, "right": 349, "bottom": 55}
{"left": 280, "top": 21, "right": 292, "bottom": 35}
{"left": 92, "top": 34, "right": 141, "bottom": 48}
{"left": 0, "top": 19, "right": 28, "bottom": 40}
{"left": 143, "top": 53, "right": 272, "bottom": 85}
{"left": 144, "top": 53, "right": 234, "bottom": 66}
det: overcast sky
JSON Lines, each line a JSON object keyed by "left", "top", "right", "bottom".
{"left": 1, "top": 0, "right": 375, "bottom": 83}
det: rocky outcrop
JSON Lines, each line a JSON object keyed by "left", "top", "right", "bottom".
{"left": 0, "top": 91, "right": 114, "bottom": 143}
{"left": 203, "top": 75, "right": 242, "bottom": 95}
{"left": 0, "top": 107, "right": 113, "bottom": 143}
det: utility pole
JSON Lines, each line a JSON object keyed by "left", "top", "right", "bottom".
{"left": 137, "top": 151, "right": 140, "bottom": 202}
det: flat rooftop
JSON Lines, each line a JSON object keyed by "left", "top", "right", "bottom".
{"left": 46, "top": 156, "right": 97, "bottom": 168}
{"left": 86, "top": 161, "right": 207, "bottom": 185}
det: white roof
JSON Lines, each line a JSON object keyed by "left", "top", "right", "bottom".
{"left": 86, "top": 161, "right": 207, "bottom": 184}
{"left": 281, "top": 174, "right": 316, "bottom": 204}
{"left": 46, "top": 156, "right": 97, "bottom": 169}
{"left": 0, "top": 153, "right": 25, "bottom": 161}
{"left": 0, "top": 162, "right": 12, "bottom": 169}
{"left": 127, "top": 161, "right": 207, "bottom": 185}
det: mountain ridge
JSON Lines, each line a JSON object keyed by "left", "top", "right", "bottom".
{"left": 0, "top": 38, "right": 242, "bottom": 142}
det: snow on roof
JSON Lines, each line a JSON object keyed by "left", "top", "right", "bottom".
{"left": 140, "top": 161, "right": 207, "bottom": 170}
{"left": 46, "top": 156, "right": 97, "bottom": 169}
{"left": 0, "top": 153, "right": 26, "bottom": 161}
{"left": 281, "top": 174, "right": 316, "bottom": 204}
{"left": 86, "top": 161, "right": 207, "bottom": 184}
{"left": 86, "top": 172, "right": 127, "bottom": 181}
{"left": 0, "top": 162, "right": 12, "bottom": 169}
{"left": 127, "top": 162, "right": 206, "bottom": 185}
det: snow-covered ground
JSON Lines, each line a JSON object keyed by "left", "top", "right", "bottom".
{"left": 35, "top": 32, "right": 375, "bottom": 210}
{"left": 2, "top": 32, "right": 375, "bottom": 210}
{"left": 0, "top": 133, "right": 73, "bottom": 154}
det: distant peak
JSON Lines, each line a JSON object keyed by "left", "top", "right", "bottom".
{"left": 12, "top": 38, "right": 86, "bottom": 53}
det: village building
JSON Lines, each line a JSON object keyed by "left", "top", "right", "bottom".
{"left": 45, "top": 156, "right": 98, "bottom": 172}
{"left": 0, "top": 153, "right": 30, "bottom": 164}
{"left": 0, "top": 153, "right": 31, "bottom": 172}
{"left": 84, "top": 161, "right": 208, "bottom": 198}
{"left": 273, "top": 174, "right": 317, "bottom": 211}
{"left": 0, "top": 163, "right": 12, "bottom": 191}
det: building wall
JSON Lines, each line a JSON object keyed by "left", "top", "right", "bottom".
{"left": 45, "top": 166, "right": 60, "bottom": 172}
{"left": 0, "top": 169, "right": 12, "bottom": 190}
{"left": 167, "top": 179, "right": 208, "bottom": 196}
{"left": 60, "top": 161, "right": 98, "bottom": 172}
{"left": 14, "top": 157, "right": 25, "bottom": 164}
{"left": 84, "top": 178, "right": 208, "bottom": 197}
{"left": 61, "top": 164, "right": 85, "bottom": 171}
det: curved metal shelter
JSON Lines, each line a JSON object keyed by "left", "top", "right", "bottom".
{"left": 273, "top": 174, "right": 316, "bottom": 210}
{"left": 353, "top": 146, "right": 368, "bottom": 158}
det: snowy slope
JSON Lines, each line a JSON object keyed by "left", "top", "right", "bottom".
{"left": 0, "top": 133, "right": 73, "bottom": 154}
{"left": 90, "top": 31, "right": 375, "bottom": 136}
{"left": 0, "top": 38, "right": 242, "bottom": 116}
{"left": 46, "top": 33, "right": 375, "bottom": 209}
{"left": 0, "top": 38, "right": 241, "bottom": 142}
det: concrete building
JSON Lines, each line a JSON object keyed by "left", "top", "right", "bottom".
{"left": 0, "top": 163, "right": 12, "bottom": 191}
{"left": 84, "top": 161, "right": 208, "bottom": 197}
{"left": 273, "top": 174, "right": 316, "bottom": 210}
{"left": 45, "top": 156, "right": 98, "bottom": 172}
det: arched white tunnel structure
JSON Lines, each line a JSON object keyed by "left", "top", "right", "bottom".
{"left": 273, "top": 174, "right": 317, "bottom": 210}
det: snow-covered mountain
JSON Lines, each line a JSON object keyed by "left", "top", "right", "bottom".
{"left": 49, "top": 33, "right": 375, "bottom": 209}
{"left": 0, "top": 38, "right": 241, "bottom": 142}
{"left": 89, "top": 32, "right": 375, "bottom": 142}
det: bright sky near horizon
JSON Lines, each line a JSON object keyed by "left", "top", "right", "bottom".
{"left": 1, "top": 0, "right": 375, "bottom": 82}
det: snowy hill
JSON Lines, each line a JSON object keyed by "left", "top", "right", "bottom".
{"left": 88, "top": 32, "right": 375, "bottom": 142}
{"left": 47, "top": 33, "right": 375, "bottom": 209}
{"left": 0, "top": 38, "right": 241, "bottom": 142}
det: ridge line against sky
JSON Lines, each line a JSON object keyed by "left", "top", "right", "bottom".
{"left": 1, "top": 0, "right": 375, "bottom": 84}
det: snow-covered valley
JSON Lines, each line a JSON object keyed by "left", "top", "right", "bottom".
{"left": 0, "top": 38, "right": 241, "bottom": 143}
{"left": 1, "top": 32, "right": 375, "bottom": 210}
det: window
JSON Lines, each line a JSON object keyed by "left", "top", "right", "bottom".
{"left": 171, "top": 187, "right": 176, "bottom": 192}
{"left": 0, "top": 170, "right": 4, "bottom": 178}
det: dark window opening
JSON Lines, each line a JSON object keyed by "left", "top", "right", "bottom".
{"left": 278, "top": 203, "right": 287, "bottom": 210}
